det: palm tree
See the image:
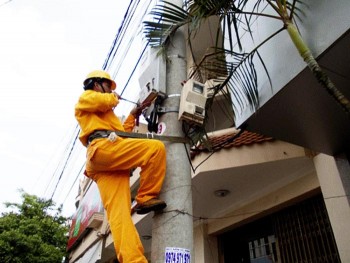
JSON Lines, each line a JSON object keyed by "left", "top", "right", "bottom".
{"left": 143, "top": 0, "right": 350, "bottom": 117}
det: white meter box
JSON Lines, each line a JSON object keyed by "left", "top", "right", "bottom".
{"left": 178, "top": 79, "right": 207, "bottom": 125}
{"left": 138, "top": 47, "right": 166, "bottom": 104}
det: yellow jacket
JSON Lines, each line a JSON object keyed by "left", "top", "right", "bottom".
{"left": 75, "top": 90, "right": 135, "bottom": 146}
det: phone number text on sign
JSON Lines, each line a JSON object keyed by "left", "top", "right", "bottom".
{"left": 165, "top": 247, "right": 191, "bottom": 263}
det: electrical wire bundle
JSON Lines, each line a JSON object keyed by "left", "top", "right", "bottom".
{"left": 45, "top": 0, "right": 157, "bottom": 209}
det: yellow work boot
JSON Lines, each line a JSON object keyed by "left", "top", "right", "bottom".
{"left": 135, "top": 198, "right": 167, "bottom": 215}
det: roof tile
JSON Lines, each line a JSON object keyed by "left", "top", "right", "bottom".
{"left": 191, "top": 130, "right": 274, "bottom": 158}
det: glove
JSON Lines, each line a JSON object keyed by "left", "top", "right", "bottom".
{"left": 130, "top": 101, "right": 151, "bottom": 118}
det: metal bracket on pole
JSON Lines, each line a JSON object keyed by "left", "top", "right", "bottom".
{"left": 112, "top": 130, "right": 190, "bottom": 144}
{"left": 166, "top": 94, "right": 181, "bottom": 98}
{"left": 158, "top": 106, "right": 179, "bottom": 114}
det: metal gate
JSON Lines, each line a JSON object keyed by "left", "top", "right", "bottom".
{"left": 274, "top": 195, "right": 340, "bottom": 263}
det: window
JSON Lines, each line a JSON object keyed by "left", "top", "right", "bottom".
{"left": 193, "top": 82, "right": 204, "bottom": 94}
{"left": 249, "top": 235, "right": 277, "bottom": 263}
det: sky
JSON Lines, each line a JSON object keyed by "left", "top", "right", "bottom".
{"left": 0, "top": 0, "right": 132, "bottom": 216}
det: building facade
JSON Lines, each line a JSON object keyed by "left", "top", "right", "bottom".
{"left": 66, "top": 129, "right": 349, "bottom": 262}
{"left": 67, "top": 0, "right": 350, "bottom": 262}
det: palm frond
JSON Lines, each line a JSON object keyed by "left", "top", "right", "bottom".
{"left": 190, "top": 47, "right": 265, "bottom": 113}
{"left": 141, "top": 0, "right": 350, "bottom": 148}
{"left": 143, "top": 1, "right": 191, "bottom": 46}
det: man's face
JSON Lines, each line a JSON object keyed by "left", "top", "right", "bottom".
{"left": 95, "top": 80, "right": 113, "bottom": 93}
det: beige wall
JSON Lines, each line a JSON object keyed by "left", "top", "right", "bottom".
{"left": 207, "top": 172, "right": 319, "bottom": 235}
{"left": 192, "top": 172, "right": 320, "bottom": 263}
{"left": 194, "top": 223, "right": 219, "bottom": 263}
{"left": 314, "top": 153, "right": 350, "bottom": 263}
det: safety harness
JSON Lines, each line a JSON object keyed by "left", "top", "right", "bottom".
{"left": 87, "top": 130, "right": 190, "bottom": 145}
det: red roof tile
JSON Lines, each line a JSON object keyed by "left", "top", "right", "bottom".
{"left": 191, "top": 130, "right": 274, "bottom": 158}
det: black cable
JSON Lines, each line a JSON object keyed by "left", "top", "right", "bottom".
{"left": 0, "top": 0, "right": 12, "bottom": 7}
{"left": 107, "top": 0, "right": 141, "bottom": 72}
{"left": 119, "top": 43, "right": 148, "bottom": 96}
{"left": 182, "top": 126, "right": 246, "bottom": 174}
{"left": 110, "top": 0, "right": 152, "bottom": 78}
{"left": 52, "top": 0, "right": 156, "bottom": 208}
{"left": 62, "top": 163, "right": 85, "bottom": 204}
{"left": 50, "top": 130, "right": 80, "bottom": 200}
{"left": 103, "top": 0, "right": 136, "bottom": 70}
{"left": 44, "top": 124, "right": 80, "bottom": 196}
{"left": 49, "top": 0, "right": 140, "bottom": 201}
{"left": 183, "top": 143, "right": 196, "bottom": 173}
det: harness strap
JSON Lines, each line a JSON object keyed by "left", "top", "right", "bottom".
{"left": 87, "top": 130, "right": 112, "bottom": 144}
{"left": 88, "top": 130, "right": 189, "bottom": 144}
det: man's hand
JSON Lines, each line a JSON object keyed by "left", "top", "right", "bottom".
{"left": 130, "top": 102, "right": 151, "bottom": 118}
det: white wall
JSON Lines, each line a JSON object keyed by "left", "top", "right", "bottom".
{"left": 230, "top": 0, "right": 350, "bottom": 126}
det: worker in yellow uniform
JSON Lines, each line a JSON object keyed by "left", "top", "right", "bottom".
{"left": 75, "top": 70, "right": 167, "bottom": 263}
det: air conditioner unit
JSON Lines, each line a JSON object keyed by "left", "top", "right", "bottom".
{"left": 205, "top": 78, "right": 228, "bottom": 98}
{"left": 178, "top": 79, "right": 207, "bottom": 125}
{"left": 204, "top": 78, "right": 235, "bottom": 131}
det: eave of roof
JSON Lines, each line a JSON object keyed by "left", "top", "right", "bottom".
{"left": 191, "top": 130, "right": 274, "bottom": 159}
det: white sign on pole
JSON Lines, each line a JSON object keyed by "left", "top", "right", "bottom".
{"left": 157, "top": 122, "right": 166, "bottom": 135}
{"left": 165, "top": 247, "right": 191, "bottom": 263}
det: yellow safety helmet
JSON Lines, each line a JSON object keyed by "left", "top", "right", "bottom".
{"left": 83, "top": 70, "right": 116, "bottom": 90}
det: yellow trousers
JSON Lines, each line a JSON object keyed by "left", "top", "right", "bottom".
{"left": 85, "top": 137, "right": 166, "bottom": 263}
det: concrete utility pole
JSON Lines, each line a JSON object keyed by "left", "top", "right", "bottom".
{"left": 151, "top": 0, "right": 194, "bottom": 262}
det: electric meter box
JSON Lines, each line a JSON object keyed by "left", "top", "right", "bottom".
{"left": 178, "top": 79, "right": 207, "bottom": 125}
{"left": 138, "top": 47, "right": 166, "bottom": 104}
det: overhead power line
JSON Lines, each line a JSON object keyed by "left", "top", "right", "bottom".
{"left": 47, "top": 0, "right": 155, "bottom": 207}
{"left": 62, "top": 163, "right": 85, "bottom": 204}
{"left": 49, "top": 131, "right": 79, "bottom": 200}
{"left": 103, "top": 0, "right": 140, "bottom": 70}
{"left": 43, "top": 124, "right": 80, "bottom": 196}
{"left": 0, "top": 0, "right": 13, "bottom": 8}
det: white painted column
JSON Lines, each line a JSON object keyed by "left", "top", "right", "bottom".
{"left": 314, "top": 153, "right": 350, "bottom": 262}
{"left": 194, "top": 224, "right": 219, "bottom": 263}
